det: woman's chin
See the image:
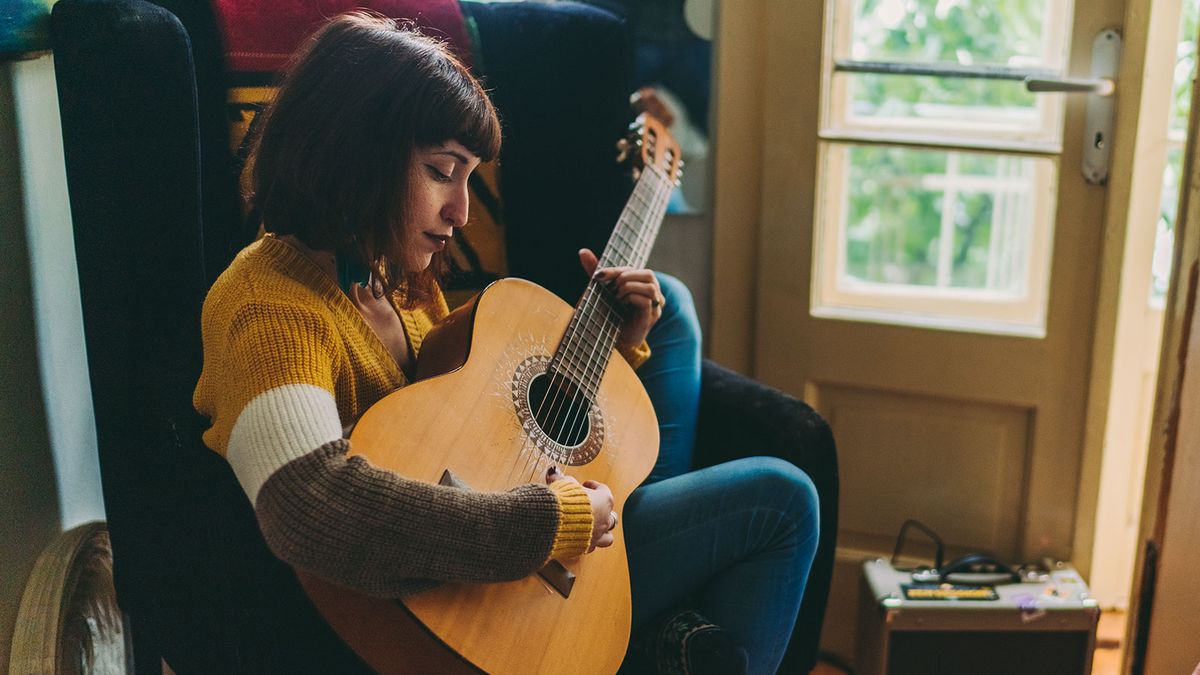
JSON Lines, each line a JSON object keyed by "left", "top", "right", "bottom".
{"left": 404, "top": 252, "right": 434, "bottom": 272}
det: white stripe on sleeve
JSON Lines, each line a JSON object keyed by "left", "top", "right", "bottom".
{"left": 227, "top": 383, "right": 344, "bottom": 504}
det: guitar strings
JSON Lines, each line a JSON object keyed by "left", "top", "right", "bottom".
{"left": 506, "top": 166, "right": 669, "bottom": 486}
{"left": 550, "top": 166, "right": 671, "bottom": 475}
{"left": 500, "top": 177, "right": 643, "bottom": 486}
{"left": 531, "top": 171, "right": 663, "bottom": 471}
{"left": 506, "top": 171, "right": 659, "bottom": 485}
{"left": 528, "top": 168, "right": 670, "bottom": 483}
{"left": 563, "top": 183, "right": 666, "bottom": 449}
{"left": 552, "top": 169, "right": 670, "bottom": 466}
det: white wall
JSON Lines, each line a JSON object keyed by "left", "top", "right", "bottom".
{"left": 0, "top": 53, "right": 104, "bottom": 668}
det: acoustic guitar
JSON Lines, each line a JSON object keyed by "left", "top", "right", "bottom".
{"left": 297, "top": 114, "right": 683, "bottom": 674}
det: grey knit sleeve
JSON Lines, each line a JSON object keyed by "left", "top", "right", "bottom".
{"left": 255, "top": 439, "right": 565, "bottom": 597}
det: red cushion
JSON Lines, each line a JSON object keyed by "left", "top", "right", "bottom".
{"left": 214, "top": 0, "right": 473, "bottom": 72}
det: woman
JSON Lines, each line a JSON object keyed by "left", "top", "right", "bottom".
{"left": 194, "top": 11, "right": 817, "bottom": 674}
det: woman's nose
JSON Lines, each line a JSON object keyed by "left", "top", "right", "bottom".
{"left": 443, "top": 183, "right": 470, "bottom": 228}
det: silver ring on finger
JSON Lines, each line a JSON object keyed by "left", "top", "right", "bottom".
{"left": 608, "top": 511, "right": 619, "bottom": 531}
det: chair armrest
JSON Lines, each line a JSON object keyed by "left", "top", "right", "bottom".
{"left": 695, "top": 360, "right": 838, "bottom": 481}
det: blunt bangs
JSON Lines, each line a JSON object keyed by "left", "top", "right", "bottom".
{"left": 409, "top": 48, "right": 502, "bottom": 163}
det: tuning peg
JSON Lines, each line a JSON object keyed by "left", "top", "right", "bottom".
{"left": 615, "top": 138, "right": 632, "bottom": 163}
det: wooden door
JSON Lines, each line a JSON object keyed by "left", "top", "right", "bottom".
{"left": 715, "top": 0, "right": 1133, "bottom": 659}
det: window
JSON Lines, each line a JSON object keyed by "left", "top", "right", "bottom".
{"left": 1150, "top": 0, "right": 1199, "bottom": 307}
{"left": 812, "top": 0, "right": 1072, "bottom": 336}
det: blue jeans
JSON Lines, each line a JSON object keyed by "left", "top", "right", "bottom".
{"left": 627, "top": 275, "right": 820, "bottom": 675}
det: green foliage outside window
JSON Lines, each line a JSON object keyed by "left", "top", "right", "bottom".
{"left": 853, "top": 0, "right": 1046, "bottom": 65}
{"left": 842, "top": 0, "right": 1045, "bottom": 290}
{"left": 1153, "top": 1, "right": 1200, "bottom": 305}
{"left": 845, "top": 146, "right": 1020, "bottom": 291}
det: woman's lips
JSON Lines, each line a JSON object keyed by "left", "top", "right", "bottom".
{"left": 424, "top": 232, "right": 449, "bottom": 250}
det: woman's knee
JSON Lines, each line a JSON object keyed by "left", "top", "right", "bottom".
{"left": 657, "top": 272, "right": 693, "bottom": 307}
{"left": 654, "top": 273, "right": 701, "bottom": 340}
{"left": 737, "top": 457, "right": 820, "bottom": 529}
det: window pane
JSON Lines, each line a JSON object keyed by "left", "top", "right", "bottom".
{"left": 844, "top": 147, "right": 941, "bottom": 286}
{"left": 842, "top": 145, "right": 1036, "bottom": 296}
{"left": 846, "top": 73, "right": 1039, "bottom": 129}
{"left": 1170, "top": 0, "right": 1199, "bottom": 135}
{"left": 1150, "top": 0, "right": 1200, "bottom": 307}
{"left": 850, "top": 0, "right": 1056, "bottom": 68}
{"left": 1152, "top": 146, "right": 1184, "bottom": 306}
{"left": 829, "top": 1, "right": 1068, "bottom": 142}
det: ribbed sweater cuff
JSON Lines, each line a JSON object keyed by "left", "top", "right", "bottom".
{"left": 618, "top": 339, "right": 652, "bottom": 370}
{"left": 547, "top": 480, "right": 593, "bottom": 560}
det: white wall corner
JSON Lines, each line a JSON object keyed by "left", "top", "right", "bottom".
{"left": 12, "top": 54, "right": 104, "bottom": 528}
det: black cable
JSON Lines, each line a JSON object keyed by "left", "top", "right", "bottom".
{"left": 890, "top": 519, "right": 945, "bottom": 572}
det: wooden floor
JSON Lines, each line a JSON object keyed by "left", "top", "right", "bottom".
{"left": 813, "top": 610, "right": 1126, "bottom": 675}
{"left": 1092, "top": 610, "right": 1127, "bottom": 675}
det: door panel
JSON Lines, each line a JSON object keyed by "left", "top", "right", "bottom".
{"left": 821, "top": 383, "right": 1031, "bottom": 556}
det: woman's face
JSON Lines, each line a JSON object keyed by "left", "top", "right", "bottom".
{"left": 401, "top": 140, "right": 482, "bottom": 271}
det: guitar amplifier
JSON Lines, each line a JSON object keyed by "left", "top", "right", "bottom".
{"left": 855, "top": 558, "right": 1100, "bottom": 675}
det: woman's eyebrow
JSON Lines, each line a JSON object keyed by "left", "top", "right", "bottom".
{"left": 432, "top": 149, "right": 471, "bottom": 164}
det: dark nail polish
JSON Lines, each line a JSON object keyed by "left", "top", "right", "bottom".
{"left": 547, "top": 465, "right": 558, "bottom": 478}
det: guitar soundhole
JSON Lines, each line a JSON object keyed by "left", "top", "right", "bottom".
{"left": 528, "top": 372, "right": 591, "bottom": 447}
{"left": 512, "top": 355, "right": 604, "bottom": 465}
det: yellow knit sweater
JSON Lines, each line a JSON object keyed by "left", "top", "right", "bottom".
{"left": 194, "top": 235, "right": 607, "bottom": 596}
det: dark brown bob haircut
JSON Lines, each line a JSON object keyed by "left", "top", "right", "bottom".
{"left": 250, "top": 11, "right": 501, "bottom": 306}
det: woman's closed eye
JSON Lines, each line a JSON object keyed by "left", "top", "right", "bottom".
{"left": 425, "top": 164, "right": 452, "bottom": 183}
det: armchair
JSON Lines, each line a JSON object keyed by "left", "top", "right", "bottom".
{"left": 49, "top": 1, "right": 837, "bottom": 672}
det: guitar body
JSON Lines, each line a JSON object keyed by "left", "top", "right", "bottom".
{"left": 299, "top": 278, "right": 660, "bottom": 674}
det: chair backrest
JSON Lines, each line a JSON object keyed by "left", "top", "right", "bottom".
{"left": 462, "top": 0, "right": 634, "bottom": 301}
{"left": 51, "top": 1, "right": 632, "bottom": 670}
{"left": 51, "top": 2, "right": 368, "bottom": 670}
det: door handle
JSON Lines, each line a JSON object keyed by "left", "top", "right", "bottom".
{"left": 1024, "top": 77, "right": 1115, "bottom": 96}
{"left": 1025, "top": 29, "right": 1122, "bottom": 184}
{"left": 834, "top": 30, "right": 1122, "bottom": 184}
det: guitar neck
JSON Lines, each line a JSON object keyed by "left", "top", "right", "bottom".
{"left": 598, "top": 166, "right": 672, "bottom": 270}
{"left": 550, "top": 167, "right": 674, "bottom": 396}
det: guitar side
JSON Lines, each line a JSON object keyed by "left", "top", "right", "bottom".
{"left": 301, "top": 278, "right": 660, "bottom": 674}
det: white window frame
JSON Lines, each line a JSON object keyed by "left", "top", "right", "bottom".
{"left": 810, "top": 0, "right": 1075, "bottom": 337}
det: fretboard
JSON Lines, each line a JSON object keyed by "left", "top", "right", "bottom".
{"left": 550, "top": 166, "right": 673, "bottom": 399}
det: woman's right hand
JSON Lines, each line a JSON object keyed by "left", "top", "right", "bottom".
{"left": 547, "top": 467, "right": 616, "bottom": 552}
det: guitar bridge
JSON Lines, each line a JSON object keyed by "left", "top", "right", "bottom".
{"left": 438, "top": 469, "right": 470, "bottom": 490}
{"left": 538, "top": 560, "right": 575, "bottom": 598}
{"left": 440, "top": 469, "right": 575, "bottom": 599}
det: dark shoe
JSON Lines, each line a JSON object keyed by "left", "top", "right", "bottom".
{"left": 632, "top": 608, "right": 749, "bottom": 675}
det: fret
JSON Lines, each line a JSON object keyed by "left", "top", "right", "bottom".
{"left": 554, "top": 357, "right": 601, "bottom": 398}
{"left": 580, "top": 318, "right": 606, "bottom": 342}
{"left": 558, "top": 361, "right": 590, "bottom": 388}
{"left": 576, "top": 319, "right": 604, "bottom": 345}
{"left": 612, "top": 227, "right": 636, "bottom": 249}
{"left": 630, "top": 188, "right": 648, "bottom": 205}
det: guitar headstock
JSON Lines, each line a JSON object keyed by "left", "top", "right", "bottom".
{"left": 616, "top": 113, "right": 684, "bottom": 185}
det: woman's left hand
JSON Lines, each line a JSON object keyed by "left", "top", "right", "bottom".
{"left": 579, "top": 248, "right": 663, "bottom": 351}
